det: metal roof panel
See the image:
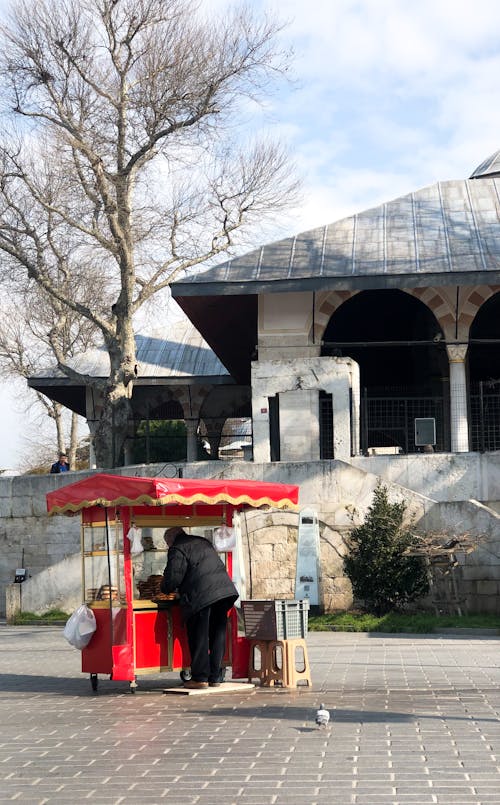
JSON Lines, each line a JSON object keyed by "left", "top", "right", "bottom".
{"left": 172, "top": 175, "right": 500, "bottom": 295}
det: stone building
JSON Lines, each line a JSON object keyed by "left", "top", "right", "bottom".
{"left": 171, "top": 151, "right": 500, "bottom": 462}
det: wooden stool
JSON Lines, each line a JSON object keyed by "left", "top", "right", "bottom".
{"left": 270, "top": 638, "right": 312, "bottom": 688}
{"left": 248, "top": 638, "right": 312, "bottom": 688}
{"left": 247, "top": 640, "right": 273, "bottom": 685}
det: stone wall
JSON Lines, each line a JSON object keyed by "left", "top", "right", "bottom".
{"left": 350, "top": 451, "right": 500, "bottom": 504}
{"left": 3, "top": 455, "right": 500, "bottom": 618}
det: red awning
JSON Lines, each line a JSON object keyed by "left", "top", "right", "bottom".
{"left": 46, "top": 473, "right": 299, "bottom": 515}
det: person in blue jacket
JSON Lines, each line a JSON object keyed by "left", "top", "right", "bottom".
{"left": 50, "top": 452, "right": 70, "bottom": 473}
{"left": 161, "top": 526, "right": 238, "bottom": 689}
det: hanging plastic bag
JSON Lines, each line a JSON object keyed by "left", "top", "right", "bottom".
{"left": 126, "top": 525, "right": 144, "bottom": 555}
{"left": 63, "top": 604, "right": 97, "bottom": 650}
{"left": 213, "top": 524, "right": 236, "bottom": 552}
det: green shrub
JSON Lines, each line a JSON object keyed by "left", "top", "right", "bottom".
{"left": 344, "top": 484, "right": 429, "bottom": 615}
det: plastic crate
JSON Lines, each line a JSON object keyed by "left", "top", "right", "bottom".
{"left": 241, "top": 599, "right": 309, "bottom": 640}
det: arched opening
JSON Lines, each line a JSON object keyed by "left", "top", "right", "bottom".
{"left": 131, "top": 398, "right": 189, "bottom": 464}
{"left": 469, "top": 291, "right": 500, "bottom": 451}
{"left": 322, "top": 290, "right": 449, "bottom": 453}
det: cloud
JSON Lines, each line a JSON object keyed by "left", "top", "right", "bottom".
{"left": 235, "top": 0, "right": 500, "bottom": 237}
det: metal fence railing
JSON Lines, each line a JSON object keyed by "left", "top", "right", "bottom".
{"left": 361, "top": 391, "right": 449, "bottom": 454}
{"left": 319, "top": 392, "right": 334, "bottom": 459}
{"left": 361, "top": 384, "right": 500, "bottom": 455}
{"left": 126, "top": 385, "right": 500, "bottom": 464}
{"left": 470, "top": 382, "right": 500, "bottom": 452}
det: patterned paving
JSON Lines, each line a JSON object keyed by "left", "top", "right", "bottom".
{"left": 1, "top": 626, "right": 500, "bottom": 804}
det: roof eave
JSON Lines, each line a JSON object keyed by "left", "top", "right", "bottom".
{"left": 172, "top": 269, "right": 500, "bottom": 297}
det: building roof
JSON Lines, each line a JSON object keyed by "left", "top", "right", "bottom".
{"left": 470, "top": 150, "right": 500, "bottom": 179}
{"left": 171, "top": 157, "right": 500, "bottom": 380}
{"left": 172, "top": 174, "right": 500, "bottom": 298}
{"left": 30, "top": 319, "right": 230, "bottom": 382}
{"left": 28, "top": 319, "right": 232, "bottom": 416}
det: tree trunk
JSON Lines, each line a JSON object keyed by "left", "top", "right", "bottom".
{"left": 88, "top": 302, "right": 137, "bottom": 468}
{"left": 94, "top": 390, "right": 132, "bottom": 469}
{"left": 54, "top": 402, "right": 66, "bottom": 455}
{"left": 69, "top": 411, "right": 79, "bottom": 468}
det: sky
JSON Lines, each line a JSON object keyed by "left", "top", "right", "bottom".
{"left": 2, "top": 0, "right": 500, "bottom": 469}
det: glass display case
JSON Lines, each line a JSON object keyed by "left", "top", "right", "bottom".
{"left": 130, "top": 526, "right": 227, "bottom": 603}
{"left": 82, "top": 521, "right": 125, "bottom": 605}
{"left": 131, "top": 527, "right": 169, "bottom": 602}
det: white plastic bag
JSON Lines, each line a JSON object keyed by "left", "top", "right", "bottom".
{"left": 213, "top": 524, "right": 236, "bottom": 552}
{"left": 126, "top": 525, "right": 144, "bottom": 555}
{"left": 63, "top": 604, "right": 97, "bottom": 650}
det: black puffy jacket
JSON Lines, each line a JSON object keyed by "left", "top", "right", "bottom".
{"left": 160, "top": 531, "right": 238, "bottom": 620}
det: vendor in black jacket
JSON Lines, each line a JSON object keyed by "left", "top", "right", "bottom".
{"left": 161, "top": 526, "right": 238, "bottom": 689}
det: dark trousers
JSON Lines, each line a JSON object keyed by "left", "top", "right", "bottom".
{"left": 186, "top": 597, "right": 234, "bottom": 682}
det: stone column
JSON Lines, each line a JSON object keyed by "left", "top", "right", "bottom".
{"left": 185, "top": 419, "right": 199, "bottom": 463}
{"left": 203, "top": 418, "right": 225, "bottom": 460}
{"left": 123, "top": 438, "right": 134, "bottom": 467}
{"left": 323, "top": 373, "right": 352, "bottom": 461}
{"left": 119, "top": 422, "right": 137, "bottom": 467}
{"left": 5, "top": 584, "right": 21, "bottom": 623}
{"left": 86, "top": 420, "right": 98, "bottom": 469}
{"left": 85, "top": 387, "right": 103, "bottom": 469}
{"left": 447, "top": 344, "right": 469, "bottom": 453}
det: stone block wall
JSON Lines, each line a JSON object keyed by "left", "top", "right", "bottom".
{"left": 3, "top": 456, "right": 500, "bottom": 618}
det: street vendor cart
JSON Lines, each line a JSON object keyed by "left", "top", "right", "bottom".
{"left": 46, "top": 473, "right": 299, "bottom": 692}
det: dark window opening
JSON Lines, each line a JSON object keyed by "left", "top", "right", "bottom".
{"left": 319, "top": 391, "right": 334, "bottom": 459}
{"left": 269, "top": 396, "right": 280, "bottom": 462}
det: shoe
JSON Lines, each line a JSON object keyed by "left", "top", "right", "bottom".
{"left": 209, "top": 681, "right": 221, "bottom": 687}
{"left": 183, "top": 680, "right": 208, "bottom": 689}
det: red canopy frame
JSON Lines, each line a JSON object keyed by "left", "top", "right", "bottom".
{"left": 46, "top": 473, "right": 299, "bottom": 515}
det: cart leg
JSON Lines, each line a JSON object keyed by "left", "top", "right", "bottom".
{"left": 90, "top": 673, "right": 98, "bottom": 692}
{"left": 129, "top": 679, "right": 138, "bottom": 694}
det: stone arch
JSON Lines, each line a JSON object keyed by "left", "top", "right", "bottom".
{"left": 320, "top": 289, "right": 450, "bottom": 451}
{"left": 173, "top": 385, "right": 211, "bottom": 420}
{"left": 240, "top": 508, "right": 298, "bottom": 599}
{"left": 405, "top": 287, "right": 456, "bottom": 339}
{"left": 314, "top": 290, "right": 359, "bottom": 343}
{"left": 468, "top": 288, "right": 500, "bottom": 386}
{"left": 461, "top": 285, "right": 500, "bottom": 342}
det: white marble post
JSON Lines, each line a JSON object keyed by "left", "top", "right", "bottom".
{"left": 447, "top": 344, "right": 469, "bottom": 453}
{"left": 203, "top": 418, "right": 225, "bottom": 460}
{"left": 185, "top": 419, "right": 199, "bottom": 462}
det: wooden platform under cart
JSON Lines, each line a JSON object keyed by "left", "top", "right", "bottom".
{"left": 163, "top": 682, "right": 255, "bottom": 695}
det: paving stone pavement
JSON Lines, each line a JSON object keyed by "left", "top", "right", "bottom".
{"left": 1, "top": 625, "right": 500, "bottom": 805}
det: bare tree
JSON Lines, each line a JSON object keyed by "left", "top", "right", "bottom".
{"left": 0, "top": 285, "right": 100, "bottom": 467}
{"left": 0, "top": 0, "right": 298, "bottom": 467}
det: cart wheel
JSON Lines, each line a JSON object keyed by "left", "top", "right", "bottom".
{"left": 90, "top": 673, "right": 98, "bottom": 692}
{"left": 129, "top": 679, "right": 138, "bottom": 694}
{"left": 180, "top": 668, "right": 192, "bottom": 682}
